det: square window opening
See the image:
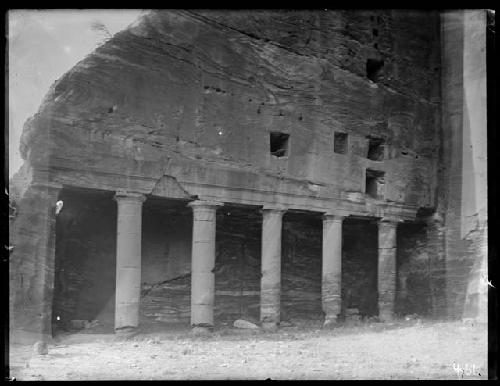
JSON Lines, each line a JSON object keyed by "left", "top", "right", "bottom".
{"left": 270, "top": 132, "right": 290, "bottom": 158}
{"left": 365, "top": 169, "right": 385, "bottom": 199}
{"left": 366, "top": 58, "right": 384, "bottom": 82}
{"left": 367, "top": 137, "right": 385, "bottom": 161}
{"left": 334, "top": 132, "right": 348, "bottom": 154}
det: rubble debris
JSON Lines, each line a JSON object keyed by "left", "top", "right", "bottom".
{"left": 404, "top": 313, "right": 419, "bottom": 321}
{"left": 70, "top": 319, "right": 99, "bottom": 329}
{"left": 233, "top": 319, "right": 260, "bottom": 329}
{"left": 191, "top": 326, "right": 212, "bottom": 336}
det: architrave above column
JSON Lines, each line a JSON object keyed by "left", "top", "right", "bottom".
{"left": 323, "top": 208, "right": 350, "bottom": 219}
{"left": 322, "top": 214, "right": 345, "bottom": 223}
{"left": 261, "top": 205, "right": 287, "bottom": 214}
{"left": 187, "top": 200, "right": 224, "bottom": 209}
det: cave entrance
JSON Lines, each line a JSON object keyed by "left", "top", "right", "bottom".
{"left": 214, "top": 204, "right": 262, "bottom": 326}
{"left": 52, "top": 187, "right": 117, "bottom": 336}
{"left": 342, "top": 218, "right": 379, "bottom": 320}
{"left": 281, "top": 211, "right": 323, "bottom": 326}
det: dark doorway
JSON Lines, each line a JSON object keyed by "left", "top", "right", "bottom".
{"left": 342, "top": 218, "right": 378, "bottom": 319}
{"left": 52, "top": 187, "right": 117, "bottom": 335}
{"left": 214, "top": 204, "right": 262, "bottom": 326}
{"left": 281, "top": 211, "right": 323, "bottom": 326}
{"left": 395, "top": 222, "right": 431, "bottom": 317}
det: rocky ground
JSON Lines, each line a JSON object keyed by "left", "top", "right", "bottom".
{"left": 9, "top": 319, "right": 488, "bottom": 380}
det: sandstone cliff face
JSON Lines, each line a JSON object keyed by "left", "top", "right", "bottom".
{"left": 18, "top": 10, "right": 440, "bottom": 216}
{"left": 10, "top": 10, "right": 448, "bottom": 342}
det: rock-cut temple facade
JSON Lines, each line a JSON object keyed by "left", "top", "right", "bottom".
{"left": 9, "top": 9, "right": 489, "bottom": 344}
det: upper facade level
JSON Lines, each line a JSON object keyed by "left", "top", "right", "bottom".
{"left": 19, "top": 10, "right": 441, "bottom": 220}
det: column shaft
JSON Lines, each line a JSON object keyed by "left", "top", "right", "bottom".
{"left": 322, "top": 215, "right": 343, "bottom": 325}
{"left": 378, "top": 220, "right": 398, "bottom": 321}
{"left": 114, "top": 192, "right": 145, "bottom": 331}
{"left": 189, "top": 201, "right": 221, "bottom": 328}
{"left": 260, "top": 208, "right": 284, "bottom": 329}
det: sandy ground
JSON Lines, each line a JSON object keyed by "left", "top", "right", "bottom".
{"left": 8, "top": 320, "right": 488, "bottom": 380}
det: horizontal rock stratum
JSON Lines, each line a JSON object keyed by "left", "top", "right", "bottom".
{"left": 17, "top": 10, "right": 440, "bottom": 215}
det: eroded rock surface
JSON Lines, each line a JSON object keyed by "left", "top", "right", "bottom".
{"left": 9, "top": 10, "right": 488, "bottom": 343}
{"left": 19, "top": 10, "right": 440, "bottom": 214}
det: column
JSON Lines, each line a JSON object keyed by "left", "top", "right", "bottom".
{"left": 188, "top": 200, "right": 222, "bottom": 331}
{"left": 10, "top": 181, "right": 62, "bottom": 344}
{"left": 425, "top": 213, "right": 447, "bottom": 318}
{"left": 260, "top": 207, "right": 285, "bottom": 330}
{"left": 322, "top": 214, "right": 344, "bottom": 326}
{"left": 114, "top": 191, "right": 145, "bottom": 332}
{"left": 377, "top": 219, "right": 398, "bottom": 321}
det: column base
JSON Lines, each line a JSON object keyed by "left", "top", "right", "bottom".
{"left": 322, "top": 317, "right": 340, "bottom": 329}
{"left": 114, "top": 326, "right": 139, "bottom": 340}
{"left": 191, "top": 325, "right": 213, "bottom": 336}
{"left": 379, "top": 312, "right": 394, "bottom": 323}
{"left": 261, "top": 322, "right": 279, "bottom": 331}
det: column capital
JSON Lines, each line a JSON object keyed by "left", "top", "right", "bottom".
{"left": 114, "top": 191, "right": 146, "bottom": 203}
{"left": 322, "top": 213, "right": 345, "bottom": 222}
{"left": 378, "top": 217, "right": 400, "bottom": 227}
{"left": 187, "top": 200, "right": 224, "bottom": 210}
{"left": 260, "top": 206, "right": 287, "bottom": 218}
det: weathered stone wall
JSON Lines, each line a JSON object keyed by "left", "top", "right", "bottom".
{"left": 396, "top": 223, "right": 433, "bottom": 317}
{"left": 341, "top": 221, "right": 378, "bottom": 318}
{"left": 281, "top": 214, "right": 323, "bottom": 323}
{"left": 19, "top": 10, "right": 440, "bottom": 215}
{"left": 9, "top": 177, "right": 61, "bottom": 343}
